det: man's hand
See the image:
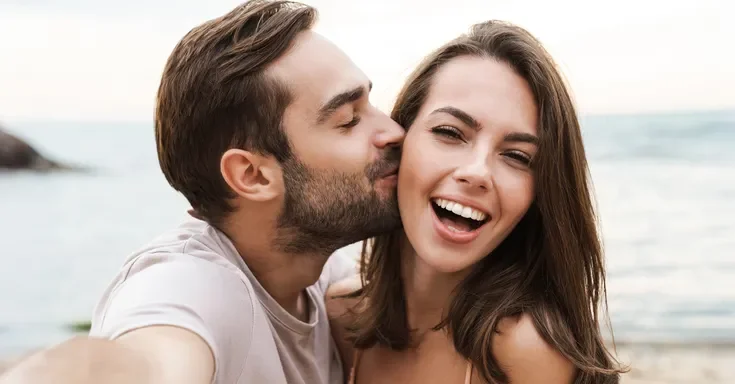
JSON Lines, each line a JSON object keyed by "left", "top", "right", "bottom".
{"left": 0, "top": 326, "right": 214, "bottom": 384}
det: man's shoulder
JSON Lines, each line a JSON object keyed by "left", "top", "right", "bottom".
{"left": 119, "top": 219, "right": 245, "bottom": 278}
{"left": 92, "top": 219, "right": 256, "bottom": 332}
{"left": 88, "top": 219, "right": 264, "bottom": 384}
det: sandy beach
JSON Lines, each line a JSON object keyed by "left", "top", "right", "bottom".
{"left": 1, "top": 342, "right": 733, "bottom": 383}
{"left": 616, "top": 342, "right": 735, "bottom": 383}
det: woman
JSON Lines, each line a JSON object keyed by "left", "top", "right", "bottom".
{"left": 327, "top": 20, "right": 624, "bottom": 384}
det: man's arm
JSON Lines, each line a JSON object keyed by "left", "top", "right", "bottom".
{"left": 0, "top": 326, "right": 214, "bottom": 384}
{"left": 1, "top": 256, "right": 254, "bottom": 384}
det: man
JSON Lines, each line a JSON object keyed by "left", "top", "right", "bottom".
{"left": 0, "top": 1, "right": 404, "bottom": 383}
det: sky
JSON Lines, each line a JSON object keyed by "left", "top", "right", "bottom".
{"left": 0, "top": 0, "right": 733, "bottom": 123}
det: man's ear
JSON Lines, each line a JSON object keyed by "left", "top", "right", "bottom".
{"left": 220, "top": 148, "right": 282, "bottom": 202}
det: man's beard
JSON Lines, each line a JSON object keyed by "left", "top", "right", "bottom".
{"left": 274, "top": 148, "right": 402, "bottom": 255}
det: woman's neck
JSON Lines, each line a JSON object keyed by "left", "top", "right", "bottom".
{"left": 399, "top": 234, "right": 469, "bottom": 333}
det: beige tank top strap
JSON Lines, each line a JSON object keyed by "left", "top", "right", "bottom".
{"left": 464, "top": 361, "right": 473, "bottom": 384}
{"left": 348, "top": 349, "right": 363, "bottom": 384}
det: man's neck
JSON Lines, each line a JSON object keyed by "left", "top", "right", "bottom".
{"left": 241, "top": 246, "right": 329, "bottom": 321}
{"left": 219, "top": 217, "right": 331, "bottom": 321}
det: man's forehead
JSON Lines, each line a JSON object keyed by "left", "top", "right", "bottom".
{"left": 267, "top": 30, "right": 369, "bottom": 105}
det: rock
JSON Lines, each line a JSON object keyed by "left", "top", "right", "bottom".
{"left": 0, "top": 125, "right": 73, "bottom": 171}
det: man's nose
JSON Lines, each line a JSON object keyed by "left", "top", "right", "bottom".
{"left": 374, "top": 114, "right": 405, "bottom": 149}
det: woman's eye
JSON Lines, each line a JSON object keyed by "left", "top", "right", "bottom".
{"left": 504, "top": 151, "right": 532, "bottom": 165}
{"left": 431, "top": 126, "right": 464, "bottom": 141}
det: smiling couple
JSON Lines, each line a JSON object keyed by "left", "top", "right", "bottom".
{"left": 0, "top": 1, "right": 623, "bottom": 383}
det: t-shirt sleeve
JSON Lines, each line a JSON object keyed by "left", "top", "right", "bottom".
{"left": 90, "top": 256, "right": 253, "bottom": 384}
{"left": 325, "top": 244, "right": 360, "bottom": 286}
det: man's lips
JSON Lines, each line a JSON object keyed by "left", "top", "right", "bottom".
{"left": 378, "top": 166, "right": 399, "bottom": 179}
{"left": 374, "top": 166, "right": 399, "bottom": 189}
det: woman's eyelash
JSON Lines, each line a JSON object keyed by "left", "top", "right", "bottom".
{"left": 431, "top": 126, "right": 531, "bottom": 165}
{"left": 431, "top": 126, "right": 463, "bottom": 140}
{"left": 505, "top": 151, "right": 531, "bottom": 165}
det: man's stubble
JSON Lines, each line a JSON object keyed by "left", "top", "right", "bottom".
{"left": 274, "top": 147, "right": 402, "bottom": 255}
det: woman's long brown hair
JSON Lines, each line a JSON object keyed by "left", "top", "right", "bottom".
{"left": 348, "top": 20, "right": 625, "bottom": 383}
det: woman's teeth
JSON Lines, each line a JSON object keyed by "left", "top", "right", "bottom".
{"left": 432, "top": 198, "right": 487, "bottom": 222}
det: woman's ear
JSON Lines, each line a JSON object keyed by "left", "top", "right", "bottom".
{"left": 220, "top": 148, "right": 282, "bottom": 202}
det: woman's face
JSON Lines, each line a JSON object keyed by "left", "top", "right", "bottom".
{"left": 397, "top": 55, "right": 538, "bottom": 274}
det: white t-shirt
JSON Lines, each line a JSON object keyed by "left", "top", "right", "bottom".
{"left": 89, "top": 218, "right": 358, "bottom": 384}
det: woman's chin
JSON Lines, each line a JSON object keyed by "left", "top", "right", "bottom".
{"left": 413, "top": 248, "right": 477, "bottom": 276}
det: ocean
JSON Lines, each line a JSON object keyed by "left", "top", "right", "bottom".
{"left": 1, "top": 110, "right": 733, "bottom": 358}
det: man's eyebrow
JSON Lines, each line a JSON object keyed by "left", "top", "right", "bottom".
{"left": 316, "top": 82, "right": 372, "bottom": 124}
{"left": 430, "top": 106, "right": 481, "bottom": 130}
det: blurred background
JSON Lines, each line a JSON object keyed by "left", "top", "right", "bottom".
{"left": 1, "top": 0, "right": 733, "bottom": 382}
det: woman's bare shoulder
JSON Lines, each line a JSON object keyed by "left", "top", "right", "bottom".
{"left": 491, "top": 313, "right": 575, "bottom": 383}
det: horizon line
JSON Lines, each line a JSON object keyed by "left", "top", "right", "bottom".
{"left": 2, "top": 107, "right": 734, "bottom": 127}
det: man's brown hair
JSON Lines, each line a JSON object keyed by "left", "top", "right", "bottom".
{"left": 155, "top": 0, "right": 317, "bottom": 224}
